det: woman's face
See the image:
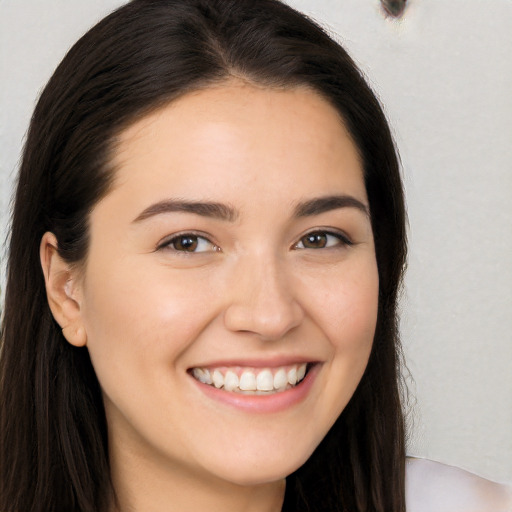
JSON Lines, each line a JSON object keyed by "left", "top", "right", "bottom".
{"left": 76, "top": 82, "right": 379, "bottom": 486}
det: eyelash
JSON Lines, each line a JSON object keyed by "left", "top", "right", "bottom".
{"left": 294, "top": 230, "right": 353, "bottom": 250}
{"left": 157, "top": 229, "right": 352, "bottom": 254}
{"left": 157, "top": 232, "right": 219, "bottom": 254}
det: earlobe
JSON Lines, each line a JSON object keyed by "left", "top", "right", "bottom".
{"left": 61, "top": 324, "right": 87, "bottom": 348}
{"left": 40, "top": 232, "right": 87, "bottom": 347}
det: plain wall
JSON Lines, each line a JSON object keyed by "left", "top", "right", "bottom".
{"left": 1, "top": 0, "right": 511, "bottom": 483}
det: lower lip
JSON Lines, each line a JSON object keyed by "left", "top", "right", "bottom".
{"left": 190, "top": 364, "right": 319, "bottom": 413}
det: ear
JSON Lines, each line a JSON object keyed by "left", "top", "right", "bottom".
{"left": 40, "top": 232, "right": 87, "bottom": 347}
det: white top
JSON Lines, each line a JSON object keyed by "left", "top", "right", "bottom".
{"left": 406, "top": 458, "right": 512, "bottom": 512}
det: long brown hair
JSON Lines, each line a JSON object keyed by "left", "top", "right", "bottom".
{"left": 0, "top": 1, "right": 407, "bottom": 510}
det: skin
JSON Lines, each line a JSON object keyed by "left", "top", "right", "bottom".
{"left": 41, "top": 82, "right": 379, "bottom": 512}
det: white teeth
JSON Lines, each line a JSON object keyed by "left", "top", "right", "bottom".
{"left": 224, "top": 370, "right": 239, "bottom": 391}
{"left": 192, "top": 363, "right": 310, "bottom": 394}
{"left": 273, "top": 369, "right": 288, "bottom": 390}
{"left": 287, "top": 367, "right": 297, "bottom": 386}
{"left": 203, "top": 369, "right": 213, "bottom": 385}
{"left": 297, "top": 363, "right": 307, "bottom": 382}
{"left": 256, "top": 369, "right": 274, "bottom": 391}
{"left": 239, "top": 371, "right": 257, "bottom": 391}
{"left": 192, "top": 368, "right": 213, "bottom": 385}
{"left": 212, "top": 369, "right": 224, "bottom": 389}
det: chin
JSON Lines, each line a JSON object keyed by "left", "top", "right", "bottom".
{"left": 195, "top": 439, "right": 317, "bottom": 487}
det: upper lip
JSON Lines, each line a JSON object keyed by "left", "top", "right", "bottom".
{"left": 188, "top": 356, "right": 319, "bottom": 370}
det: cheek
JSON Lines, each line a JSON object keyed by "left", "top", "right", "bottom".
{"left": 302, "top": 257, "right": 379, "bottom": 414}
{"left": 78, "top": 258, "right": 220, "bottom": 393}
{"left": 329, "top": 267, "right": 379, "bottom": 368}
{"left": 305, "top": 257, "right": 379, "bottom": 350}
{"left": 83, "top": 255, "right": 211, "bottom": 333}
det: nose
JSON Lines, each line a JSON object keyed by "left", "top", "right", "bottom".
{"left": 223, "top": 255, "right": 304, "bottom": 341}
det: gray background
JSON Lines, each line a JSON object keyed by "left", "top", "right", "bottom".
{"left": 1, "top": 0, "right": 511, "bottom": 483}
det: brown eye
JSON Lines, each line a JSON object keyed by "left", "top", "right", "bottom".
{"left": 302, "top": 232, "right": 328, "bottom": 249}
{"left": 160, "top": 234, "right": 218, "bottom": 253}
{"left": 295, "top": 231, "right": 351, "bottom": 250}
{"left": 173, "top": 235, "right": 199, "bottom": 252}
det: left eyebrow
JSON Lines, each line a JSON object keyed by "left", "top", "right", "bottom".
{"left": 132, "top": 199, "right": 239, "bottom": 223}
{"left": 293, "top": 195, "right": 370, "bottom": 218}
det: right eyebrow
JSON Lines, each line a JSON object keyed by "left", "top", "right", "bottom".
{"left": 132, "top": 199, "right": 239, "bottom": 223}
{"left": 293, "top": 194, "right": 370, "bottom": 218}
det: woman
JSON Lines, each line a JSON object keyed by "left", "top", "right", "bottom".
{"left": 0, "top": 1, "right": 510, "bottom": 511}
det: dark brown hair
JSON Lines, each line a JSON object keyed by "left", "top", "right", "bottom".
{"left": 0, "top": 1, "right": 407, "bottom": 510}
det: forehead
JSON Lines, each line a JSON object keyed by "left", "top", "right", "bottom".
{"left": 104, "top": 82, "right": 366, "bottom": 214}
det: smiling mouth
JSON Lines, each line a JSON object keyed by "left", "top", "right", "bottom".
{"left": 190, "top": 363, "right": 310, "bottom": 395}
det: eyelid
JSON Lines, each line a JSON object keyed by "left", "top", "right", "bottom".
{"left": 293, "top": 228, "right": 353, "bottom": 250}
{"left": 156, "top": 230, "right": 219, "bottom": 253}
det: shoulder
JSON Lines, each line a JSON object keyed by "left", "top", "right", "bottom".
{"left": 405, "top": 457, "right": 512, "bottom": 512}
